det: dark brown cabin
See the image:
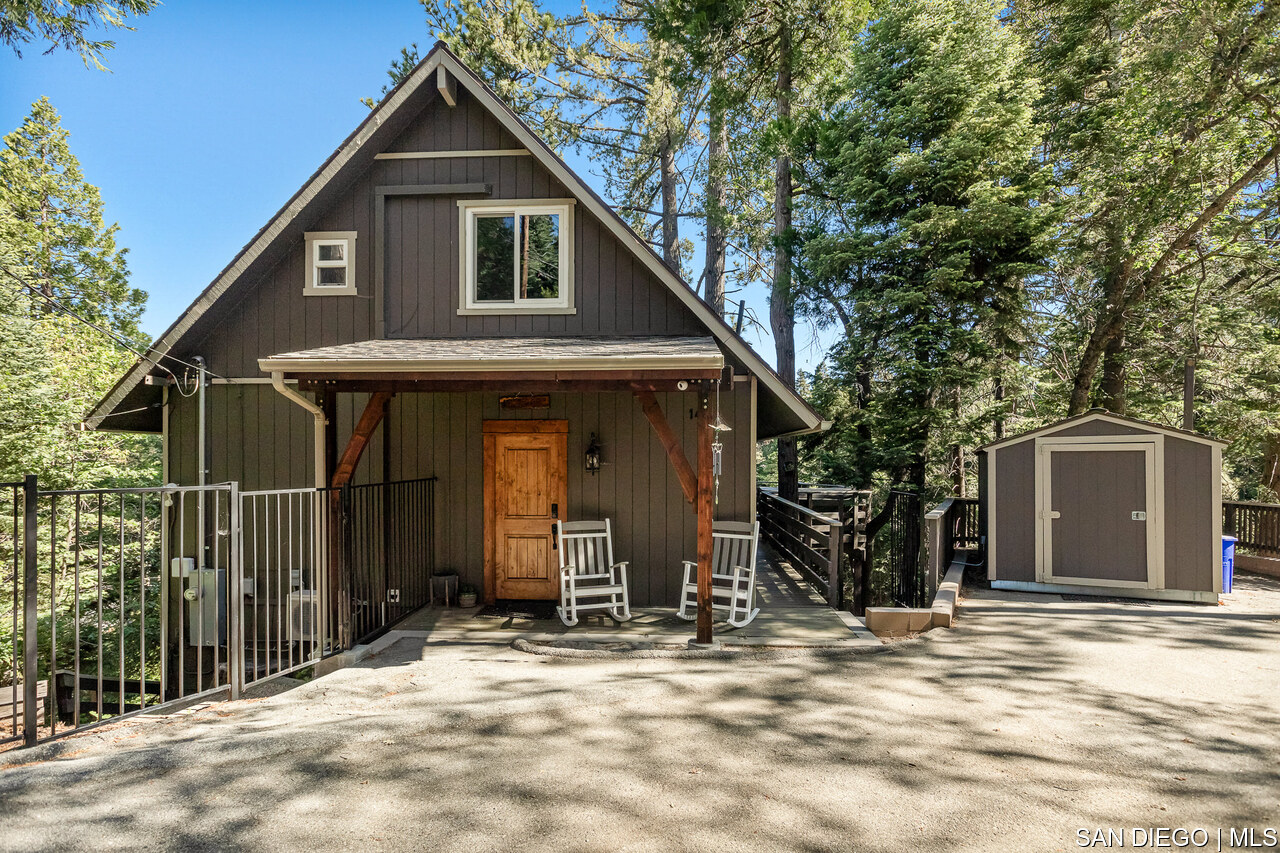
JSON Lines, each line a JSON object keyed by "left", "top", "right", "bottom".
{"left": 89, "top": 43, "right": 823, "bottom": 624}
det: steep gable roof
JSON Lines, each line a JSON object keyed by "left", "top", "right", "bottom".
{"left": 90, "top": 42, "right": 823, "bottom": 438}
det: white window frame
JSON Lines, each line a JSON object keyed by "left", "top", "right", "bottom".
{"left": 304, "top": 231, "right": 357, "bottom": 296}
{"left": 457, "top": 199, "right": 575, "bottom": 315}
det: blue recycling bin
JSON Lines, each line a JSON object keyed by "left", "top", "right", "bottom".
{"left": 1222, "top": 536, "right": 1237, "bottom": 594}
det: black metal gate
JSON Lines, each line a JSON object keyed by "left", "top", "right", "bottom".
{"left": 1, "top": 475, "right": 437, "bottom": 750}
{"left": 1, "top": 478, "right": 237, "bottom": 749}
{"left": 885, "top": 490, "right": 927, "bottom": 608}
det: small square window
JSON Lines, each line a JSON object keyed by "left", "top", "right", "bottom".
{"left": 458, "top": 201, "right": 573, "bottom": 314}
{"left": 304, "top": 232, "right": 357, "bottom": 296}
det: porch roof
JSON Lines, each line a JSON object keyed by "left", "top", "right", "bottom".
{"left": 258, "top": 335, "right": 725, "bottom": 375}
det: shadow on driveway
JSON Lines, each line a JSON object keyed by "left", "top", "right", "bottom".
{"left": 0, "top": 575, "right": 1276, "bottom": 853}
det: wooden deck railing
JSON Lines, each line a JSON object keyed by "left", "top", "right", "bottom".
{"left": 1223, "top": 501, "right": 1280, "bottom": 557}
{"left": 924, "top": 497, "right": 981, "bottom": 601}
{"left": 756, "top": 489, "right": 871, "bottom": 611}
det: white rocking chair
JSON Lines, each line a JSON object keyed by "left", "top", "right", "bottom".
{"left": 556, "top": 519, "right": 633, "bottom": 627}
{"left": 677, "top": 521, "right": 761, "bottom": 628}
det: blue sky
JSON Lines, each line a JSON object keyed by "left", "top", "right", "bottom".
{"left": 1, "top": 0, "right": 831, "bottom": 372}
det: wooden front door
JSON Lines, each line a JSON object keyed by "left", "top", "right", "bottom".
{"left": 483, "top": 420, "right": 568, "bottom": 601}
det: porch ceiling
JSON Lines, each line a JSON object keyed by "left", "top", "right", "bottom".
{"left": 258, "top": 335, "right": 725, "bottom": 376}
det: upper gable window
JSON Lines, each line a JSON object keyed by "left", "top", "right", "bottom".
{"left": 458, "top": 200, "right": 575, "bottom": 314}
{"left": 304, "top": 231, "right": 357, "bottom": 296}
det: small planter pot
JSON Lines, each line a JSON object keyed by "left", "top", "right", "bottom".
{"left": 458, "top": 592, "right": 478, "bottom": 608}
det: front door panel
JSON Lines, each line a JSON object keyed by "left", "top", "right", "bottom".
{"left": 484, "top": 421, "right": 567, "bottom": 601}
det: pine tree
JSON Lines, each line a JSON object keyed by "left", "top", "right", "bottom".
{"left": 0, "top": 98, "right": 157, "bottom": 488}
{"left": 0, "top": 97, "right": 145, "bottom": 345}
{"left": 795, "top": 0, "right": 1051, "bottom": 496}
{"left": 0, "top": 0, "right": 158, "bottom": 70}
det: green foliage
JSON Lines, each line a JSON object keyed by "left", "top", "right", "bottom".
{"left": 0, "top": 0, "right": 158, "bottom": 70}
{"left": 795, "top": 0, "right": 1051, "bottom": 495}
{"left": 1017, "top": 0, "right": 1280, "bottom": 414}
{"left": 0, "top": 98, "right": 158, "bottom": 490}
{"left": 385, "top": 0, "right": 1280, "bottom": 501}
{"left": 0, "top": 99, "right": 160, "bottom": 696}
{"left": 0, "top": 97, "right": 145, "bottom": 343}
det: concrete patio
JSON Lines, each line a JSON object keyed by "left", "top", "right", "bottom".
{"left": 388, "top": 603, "right": 879, "bottom": 649}
{"left": 386, "top": 546, "right": 879, "bottom": 649}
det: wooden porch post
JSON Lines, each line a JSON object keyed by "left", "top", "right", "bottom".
{"left": 695, "top": 396, "right": 714, "bottom": 644}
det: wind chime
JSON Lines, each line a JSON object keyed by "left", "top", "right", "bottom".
{"left": 710, "top": 378, "right": 733, "bottom": 504}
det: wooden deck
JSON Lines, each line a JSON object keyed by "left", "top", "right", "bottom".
{"left": 389, "top": 549, "right": 877, "bottom": 648}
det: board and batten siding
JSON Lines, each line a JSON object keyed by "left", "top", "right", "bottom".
{"left": 187, "top": 85, "right": 703, "bottom": 378}
{"left": 986, "top": 418, "right": 1217, "bottom": 593}
{"left": 164, "top": 382, "right": 756, "bottom": 608}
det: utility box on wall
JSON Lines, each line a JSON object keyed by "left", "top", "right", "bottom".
{"left": 185, "top": 567, "right": 227, "bottom": 646}
{"left": 978, "top": 411, "right": 1227, "bottom": 603}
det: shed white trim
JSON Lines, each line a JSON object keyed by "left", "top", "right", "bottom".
{"left": 987, "top": 448, "right": 998, "bottom": 581}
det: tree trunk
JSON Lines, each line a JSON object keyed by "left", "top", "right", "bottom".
{"left": 659, "top": 131, "right": 679, "bottom": 267}
{"left": 1096, "top": 326, "right": 1127, "bottom": 414}
{"left": 1068, "top": 230, "right": 1131, "bottom": 415}
{"left": 771, "top": 22, "right": 799, "bottom": 503}
{"left": 704, "top": 63, "right": 727, "bottom": 316}
{"left": 950, "top": 388, "right": 965, "bottom": 496}
{"left": 1262, "top": 434, "right": 1280, "bottom": 498}
{"left": 993, "top": 369, "right": 1005, "bottom": 440}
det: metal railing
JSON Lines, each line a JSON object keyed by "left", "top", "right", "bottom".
{"left": 1223, "top": 501, "right": 1280, "bottom": 557}
{"left": 924, "top": 497, "right": 981, "bottom": 602}
{"left": 1, "top": 481, "right": 25, "bottom": 747}
{"left": 1, "top": 474, "right": 439, "bottom": 750}
{"left": 950, "top": 498, "right": 981, "bottom": 551}
{"left": 337, "top": 478, "right": 436, "bottom": 648}
{"left": 237, "top": 477, "right": 436, "bottom": 687}
{"left": 0, "top": 479, "right": 239, "bottom": 748}
{"left": 882, "top": 491, "right": 926, "bottom": 608}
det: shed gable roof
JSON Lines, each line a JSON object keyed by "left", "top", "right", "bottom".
{"left": 89, "top": 42, "right": 822, "bottom": 438}
{"left": 979, "top": 411, "right": 1228, "bottom": 451}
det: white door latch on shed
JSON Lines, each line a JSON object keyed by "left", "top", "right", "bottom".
{"left": 1131, "top": 511, "right": 1147, "bottom": 521}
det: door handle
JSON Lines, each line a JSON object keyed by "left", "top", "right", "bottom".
{"left": 1047, "top": 511, "right": 1061, "bottom": 520}
{"left": 551, "top": 521, "right": 558, "bottom": 549}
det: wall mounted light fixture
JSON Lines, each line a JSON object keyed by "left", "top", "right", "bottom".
{"left": 585, "top": 433, "right": 602, "bottom": 474}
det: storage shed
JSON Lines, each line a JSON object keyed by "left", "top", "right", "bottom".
{"left": 978, "top": 411, "right": 1226, "bottom": 603}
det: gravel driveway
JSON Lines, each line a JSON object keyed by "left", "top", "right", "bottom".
{"left": 1, "top": 575, "right": 1277, "bottom": 852}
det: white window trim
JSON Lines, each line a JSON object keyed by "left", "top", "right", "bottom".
{"left": 457, "top": 199, "right": 575, "bottom": 315}
{"left": 304, "top": 231, "right": 358, "bottom": 296}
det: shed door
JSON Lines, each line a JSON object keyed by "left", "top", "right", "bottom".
{"left": 483, "top": 421, "right": 568, "bottom": 601}
{"left": 1038, "top": 441, "right": 1160, "bottom": 588}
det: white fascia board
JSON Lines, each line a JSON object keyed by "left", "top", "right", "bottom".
{"left": 90, "top": 51, "right": 452, "bottom": 423}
